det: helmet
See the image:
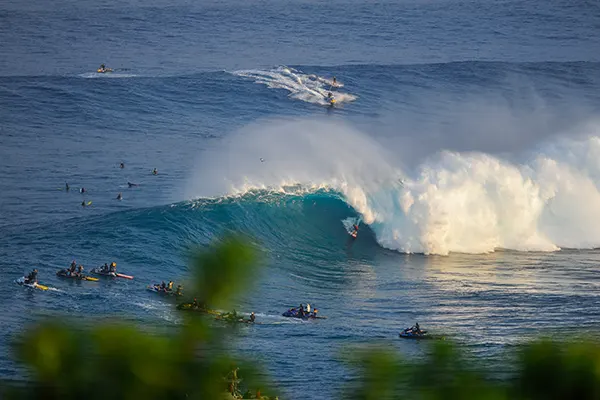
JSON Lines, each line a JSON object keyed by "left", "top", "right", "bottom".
{"left": 111, "top": 262, "right": 116, "bottom": 267}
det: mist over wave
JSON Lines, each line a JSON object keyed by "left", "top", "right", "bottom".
{"left": 186, "top": 115, "right": 600, "bottom": 255}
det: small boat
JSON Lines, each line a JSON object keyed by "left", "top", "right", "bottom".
{"left": 15, "top": 276, "right": 48, "bottom": 291}
{"left": 56, "top": 269, "right": 99, "bottom": 281}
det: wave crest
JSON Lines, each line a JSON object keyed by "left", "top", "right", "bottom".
{"left": 188, "top": 118, "right": 600, "bottom": 255}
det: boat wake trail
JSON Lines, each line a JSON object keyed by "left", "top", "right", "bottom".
{"left": 232, "top": 66, "right": 357, "bottom": 106}
{"left": 186, "top": 117, "right": 600, "bottom": 255}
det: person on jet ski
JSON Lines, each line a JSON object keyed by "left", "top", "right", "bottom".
{"left": 249, "top": 312, "right": 256, "bottom": 323}
{"left": 298, "top": 304, "right": 305, "bottom": 317}
{"left": 192, "top": 298, "right": 198, "bottom": 308}
{"left": 413, "top": 323, "right": 421, "bottom": 334}
{"left": 76, "top": 265, "right": 84, "bottom": 277}
{"left": 327, "top": 92, "right": 333, "bottom": 100}
{"left": 160, "top": 281, "right": 166, "bottom": 291}
{"left": 68, "top": 261, "right": 77, "bottom": 276}
{"left": 332, "top": 76, "right": 337, "bottom": 86}
{"left": 26, "top": 269, "right": 38, "bottom": 284}
{"left": 167, "top": 281, "right": 173, "bottom": 291}
{"left": 175, "top": 284, "right": 183, "bottom": 296}
{"left": 305, "top": 303, "right": 311, "bottom": 313}
{"left": 109, "top": 262, "right": 116, "bottom": 273}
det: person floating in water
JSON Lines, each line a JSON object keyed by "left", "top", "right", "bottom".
{"left": 81, "top": 201, "right": 86, "bottom": 207}
{"left": 116, "top": 193, "right": 122, "bottom": 200}
{"left": 120, "top": 162, "right": 125, "bottom": 169}
{"left": 127, "top": 182, "right": 138, "bottom": 188}
{"left": 65, "top": 182, "right": 70, "bottom": 191}
{"left": 152, "top": 168, "right": 158, "bottom": 175}
{"left": 80, "top": 187, "right": 86, "bottom": 194}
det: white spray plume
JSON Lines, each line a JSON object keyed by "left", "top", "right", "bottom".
{"left": 187, "top": 117, "right": 600, "bottom": 255}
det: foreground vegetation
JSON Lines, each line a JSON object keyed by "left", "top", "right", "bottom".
{"left": 2, "top": 236, "right": 600, "bottom": 399}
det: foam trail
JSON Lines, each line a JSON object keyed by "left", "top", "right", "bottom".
{"left": 188, "top": 118, "right": 600, "bottom": 255}
{"left": 232, "top": 66, "right": 356, "bottom": 106}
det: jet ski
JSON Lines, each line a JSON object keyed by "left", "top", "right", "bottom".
{"left": 176, "top": 302, "right": 220, "bottom": 315}
{"left": 15, "top": 276, "right": 48, "bottom": 291}
{"left": 91, "top": 267, "right": 117, "bottom": 277}
{"left": 90, "top": 266, "right": 133, "bottom": 279}
{"left": 97, "top": 67, "right": 113, "bottom": 73}
{"left": 399, "top": 326, "right": 429, "bottom": 339}
{"left": 282, "top": 307, "right": 325, "bottom": 319}
{"left": 56, "top": 269, "right": 99, "bottom": 281}
{"left": 147, "top": 283, "right": 182, "bottom": 296}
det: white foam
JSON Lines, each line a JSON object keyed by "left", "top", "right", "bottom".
{"left": 187, "top": 118, "right": 600, "bottom": 255}
{"left": 233, "top": 66, "right": 356, "bottom": 106}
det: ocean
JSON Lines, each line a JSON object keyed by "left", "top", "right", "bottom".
{"left": 1, "top": 0, "right": 600, "bottom": 398}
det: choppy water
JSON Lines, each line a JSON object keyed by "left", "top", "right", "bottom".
{"left": 2, "top": 0, "right": 600, "bottom": 398}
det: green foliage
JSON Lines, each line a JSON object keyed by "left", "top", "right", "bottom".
{"left": 4, "top": 235, "right": 275, "bottom": 400}
{"left": 345, "top": 339, "right": 600, "bottom": 400}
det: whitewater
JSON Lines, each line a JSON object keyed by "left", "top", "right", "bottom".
{"left": 187, "top": 118, "right": 600, "bottom": 255}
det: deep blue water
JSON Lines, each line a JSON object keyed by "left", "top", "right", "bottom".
{"left": 2, "top": 0, "right": 600, "bottom": 398}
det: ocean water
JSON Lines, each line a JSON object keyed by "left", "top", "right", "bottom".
{"left": 2, "top": 0, "right": 600, "bottom": 398}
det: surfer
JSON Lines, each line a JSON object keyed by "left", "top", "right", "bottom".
{"left": 351, "top": 224, "right": 359, "bottom": 238}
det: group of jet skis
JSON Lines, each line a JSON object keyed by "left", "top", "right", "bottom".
{"left": 20, "top": 261, "right": 132, "bottom": 287}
